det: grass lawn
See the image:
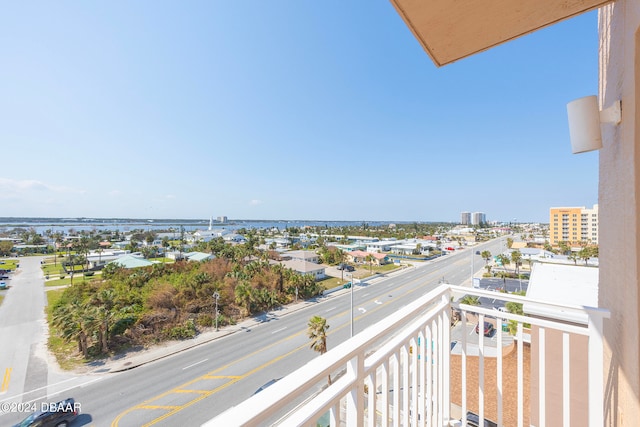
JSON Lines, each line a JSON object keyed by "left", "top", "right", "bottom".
{"left": 318, "top": 277, "right": 345, "bottom": 289}
{"left": 0, "top": 294, "right": 4, "bottom": 305}
{"left": 45, "top": 273, "right": 100, "bottom": 287}
{"left": 150, "top": 257, "right": 173, "bottom": 263}
{"left": 0, "top": 259, "right": 20, "bottom": 270}
{"left": 351, "top": 262, "right": 402, "bottom": 279}
{"left": 42, "top": 263, "right": 67, "bottom": 275}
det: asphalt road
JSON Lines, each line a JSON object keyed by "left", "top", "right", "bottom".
{"left": 0, "top": 237, "right": 508, "bottom": 426}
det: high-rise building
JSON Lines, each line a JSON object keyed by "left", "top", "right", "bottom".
{"left": 549, "top": 204, "right": 598, "bottom": 246}
{"left": 460, "top": 212, "right": 471, "bottom": 225}
{"left": 471, "top": 212, "right": 486, "bottom": 225}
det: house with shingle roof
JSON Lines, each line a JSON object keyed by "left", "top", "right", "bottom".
{"left": 282, "top": 250, "right": 319, "bottom": 264}
{"left": 185, "top": 252, "right": 214, "bottom": 262}
{"left": 279, "top": 259, "right": 325, "bottom": 280}
{"left": 346, "top": 250, "right": 389, "bottom": 265}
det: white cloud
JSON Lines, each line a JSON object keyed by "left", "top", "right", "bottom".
{"left": 108, "top": 190, "right": 122, "bottom": 197}
{"left": 0, "top": 178, "right": 85, "bottom": 199}
{"left": 249, "top": 199, "right": 262, "bottom": 206}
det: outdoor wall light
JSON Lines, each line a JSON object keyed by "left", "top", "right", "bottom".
{"left": 567, "top": 95, "right": 622, "bottom": 154}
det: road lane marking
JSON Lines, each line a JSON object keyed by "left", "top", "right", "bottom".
{"left": 182, "top": 359, "right": 208, "bottom": 370}
{"left": 271, "top": 327, "right": 287, "bottom": 334}
{"left": 325, "top": 306, "right": 336, "bottom": 312}
{"left": 1, "top": 368, "right": 12, "bottom": 393}
{"left": 358, "top": 308, "right": 366, "bottom": 313}
{"left": 0, "top": 376, "right": 95, "bottom": 403}
{"left": 5, "top": 377, "right": 105, "bottom": 411}
{"left": 202, "top": 375, "right": 241, "bottom": 379}
{"left": 375, "top": 300, "right": 382, "bottom": 305}
{"left": 141, "top": 405, "right": 180, "bottom": 410}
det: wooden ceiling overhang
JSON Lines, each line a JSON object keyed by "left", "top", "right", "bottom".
{"left": 389, "top": 0, "right": 614, "bottom": 66}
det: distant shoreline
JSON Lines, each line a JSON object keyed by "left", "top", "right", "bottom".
{"left": 0, "top": 217, "right": 419, "bottom": 234}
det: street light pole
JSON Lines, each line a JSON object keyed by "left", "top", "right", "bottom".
{"left": 213, "top": 292, "right": 220, "bottom": 332}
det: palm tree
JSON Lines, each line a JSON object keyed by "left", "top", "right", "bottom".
{"left": 91, "top": 289, "right": 116, "bottom": 353}
{"left": 234, "top": 281, "right": 254, "bottom": 316}
{"left": 52, "top": 300, "right": 94, "bottom": 358}
{"left": 511, "top": 250, "right": 522, "bottom": 276}
{"left": 459, "top": 295, "right": 481, "bottom": 306}
{"left": 336, "top": 250, "right": 347, "bottom": 282}
{"left": 480, "top": 250, "right": 492, "bottom": 265}
{"left": 568, "top": 253, "right": 578, "bottom": 265}
{"left": 78, "top": 236, "right": 91, "bottom": 273}
{"left": 307, "top": 315, "right": 331, "bottom": 385}
{"left": 558, "top": 241, "right": 570, "bottom": 255}
{"left": 365, "top": 254, "right": 374, "bottom": 274}
{"left": 496, "top": 254, "right": 511, "bottom": 272}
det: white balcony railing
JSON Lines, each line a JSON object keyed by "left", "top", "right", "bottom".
{"left": 204, "top": 284, "right": 609, "bottom": 427}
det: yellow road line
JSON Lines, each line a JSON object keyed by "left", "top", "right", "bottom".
{"left": 112, "top": 270, "right": 442, "bottom": 426}
{"left": 139, "top": 405, "right": 180, "bottom": 410}
{"left": 201, "top": 375, "right": 241, "bottom": 379}
{"left": 1, "top": 368, "right": 12, "bottom": 393}
{"left": 174, "top": 389, "right": 208, "bottom": 394}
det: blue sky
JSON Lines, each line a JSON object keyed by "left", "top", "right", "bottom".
{"left": 0, "top": 2, "right": 599, "bottom": 223}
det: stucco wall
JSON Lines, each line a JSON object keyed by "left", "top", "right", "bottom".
{"left": 599, "top": 1, "right": 640, "bottom": 425}
{"left": 529, "top": 326, "right": 589, "bottom": 426}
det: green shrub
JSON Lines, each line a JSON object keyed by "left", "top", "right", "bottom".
{"left": 111, "top": 317, "right": 137, "bottom": 336}
{"left": 166, "top": 319, "right": 197, "bottom": 340}
{"left": 197, "top": 314, "right": 213, "bottom": 327}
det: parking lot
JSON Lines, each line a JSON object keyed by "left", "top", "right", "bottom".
{"left": 473, "top": 277, "right": 529, "bottom": 310}
{"left": 449, "top": 277, "right": 529, "bottom": 355}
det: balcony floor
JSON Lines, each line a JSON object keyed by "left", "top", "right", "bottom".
{"left": 450, "top": 337, "right": 531, "bottom": 426}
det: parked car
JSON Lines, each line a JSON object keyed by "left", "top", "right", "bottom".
{"left": 337, "top": 263, "right": 354, "bottom": 272}
{"left": 13, "top": 397, "right": 79, "bottom": 427}
{"left": 0, "top": 281, "right": 6, "bottom": 290}
{"left": 475, "top": 321, "right": 495, "bottom": 337}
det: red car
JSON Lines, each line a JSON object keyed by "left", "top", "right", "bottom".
{"left": 475, "top": 321, "right": 495, "bottom": 337}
